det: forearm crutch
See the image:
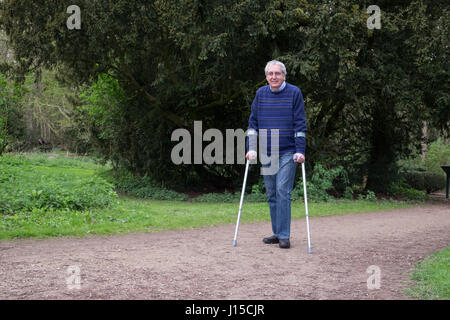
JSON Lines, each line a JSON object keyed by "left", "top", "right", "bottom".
{"left": 232, "top": 159, "right": 250, "bottom": 247}
{"left": 301, "top": 161, "right": 312, "bottom": 254}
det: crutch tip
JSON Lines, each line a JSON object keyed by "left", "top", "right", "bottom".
{"left": 232, "top": 240, "right": 237, "bottom": 247}
{"left": 308, "top": 248, "right": 312, "bottom": 254}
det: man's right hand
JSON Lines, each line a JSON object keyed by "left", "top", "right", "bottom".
{"left": 246, "top": 151, "right": 257, "bottom": 160}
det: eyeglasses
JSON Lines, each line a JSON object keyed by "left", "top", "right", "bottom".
{"left": 266, "top": 71, "right": 283, "bottom": 77}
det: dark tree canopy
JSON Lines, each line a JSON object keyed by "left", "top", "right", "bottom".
{"left": 1, "top": 0, "right": 448, "bottom": 191}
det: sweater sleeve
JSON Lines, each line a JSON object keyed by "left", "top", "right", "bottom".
{"left": 293, "top": 89, "right": 307, "bottom": 155}
{"left": 246, "top": 94, "right": 259, "bottom": 153}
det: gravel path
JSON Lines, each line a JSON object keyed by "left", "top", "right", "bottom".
{"left": 0, "top": 204, "right": 448, "bottom": 300}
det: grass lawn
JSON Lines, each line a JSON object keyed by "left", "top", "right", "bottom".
{"left": 0, "top": 151, "right": 416, "bottom": 241}
{"left": 406, "top": 247, "right": 450, "bottom": 300}
{"left": 0, "top": 193, "right": 416, "bottom": 241}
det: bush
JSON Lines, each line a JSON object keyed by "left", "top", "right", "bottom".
{"left": 422, "top": 173, "right": 446, "bottom": 193}
{"left": 106, "top": 168, "right": 188, "bottom": 201}
{"left": 0, "top": 73, "right": 27, "bottom": 156}
{"left": 424, "top": 139, "right": 450, "bottom": 174}
{"left": 191, "top": 179, "right": 268, "bottom": 203}
{"left": 343, "top": 186, "right": 354, "bottom": 200}
{"left": 389, "top": 182, "right": 427, "bottom": 201}
{"left": 293, "top": 164, "right": 350, "bottom": 202}
{"left": 0, "top": 114, "right": 7, "bottom": 156}
{"left": 0, "top": 155, "right": 117, "bottom": 214}
{"left": 191, "top": 191, "right": 238, "bottom": 203}
{"left": 357, "top": 190, "right": 377, "bottom": 201}
{"left": 403, "top": 171, "right": 445, "bottom": 194}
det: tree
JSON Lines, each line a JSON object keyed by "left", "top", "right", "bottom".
{"left": 280, "top": 0, "right": 449, "bottom": 191}
{"left": 0, "top": 71, "right": 26, "bottom": 155}
{"left": 1, "top": 0, "right": 448, "bottom": 191}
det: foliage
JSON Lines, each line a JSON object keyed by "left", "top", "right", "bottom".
{"left": 190, "top": 179, "right": 268, "bottom": 202}
{"left": 192, "top": 191, "right": 239, "bottom": 203}
{"left": 292, "top": 163, "right": 351, "bottom": 202}
{"left": 77, "top": 73, "right": 127, "bottom": 170}
{"left": 2, "top": 68, "right": 80, "bottom": 153}
{"left": 388, "top": 182, "right": 427, "bottom": 201}
{"left": 0, "top": 0, "right": 449, "bottom": 190}
{"left": 0, "top": 110, "right": 6, "bottom": 154}
{"left": 424, "top": 138, "right": 450, "bottom": 174}
{"left": 396, "top": 137, "right": 448, "bottom": 195}
{"left": 15, "top": 70, "right": 76, "bottom": 149}
{"left": 403, "top": 171, "right": 445, "bottom": 194}
{"left": 343, "top": 187, "right": 354, "bottom": 200}
{"left": 0, "top": 72, "right": 26, "bottom": 155}
{"left": 0, "top": 154, "right": 117, "bottom": 214}
{"left": 12, "top": 150, "right": 108, "bottom": 170}
{"left": 357, "top": 190, "right": 377, "bottom": 202}
{"left": 101, "top": 167, "right": 188, "bottom": 201}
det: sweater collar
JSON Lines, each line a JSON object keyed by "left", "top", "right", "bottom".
{"left": 269, "top": 81, "right": 286, "bottom": 93}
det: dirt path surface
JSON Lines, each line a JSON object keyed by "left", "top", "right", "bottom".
{"left": 0, "top": 204, "right": 448, "bottom": 300}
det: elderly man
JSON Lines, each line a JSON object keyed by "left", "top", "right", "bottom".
{"left": 246, "top": 60, "right": 307, "bottom": 249}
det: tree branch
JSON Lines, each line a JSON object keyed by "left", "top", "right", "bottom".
{"left": 196, "top": 79, "right": 267, "bottom": 112}
{"left": 118, "top": 64, "right": 188, "bottom": 128}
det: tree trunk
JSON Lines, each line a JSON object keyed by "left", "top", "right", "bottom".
{"left": 421, "top": 121, "right": 428, "bottom": 162}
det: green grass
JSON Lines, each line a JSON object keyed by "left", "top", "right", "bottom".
{"left": 0, "top": 155, "right": 117, "bottom": 214}
{"left": 7, "top": 150, "right": 109, "bottom": 170}
{"left": 0, "top": 151, "right": 415, "bottom": 241}
{"left": 0, "top": 195, "right": 414, "bottom": 241}
{"left": 406, "top": 247, "right": 450, "bottom": 300}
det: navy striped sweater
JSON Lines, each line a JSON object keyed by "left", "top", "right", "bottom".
{"left": 247, "top": 82, "right": 307, "bottom": 156}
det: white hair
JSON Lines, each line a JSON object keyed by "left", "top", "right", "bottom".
{"left": 265, "top": 60, "right": 287, "bottom": 76}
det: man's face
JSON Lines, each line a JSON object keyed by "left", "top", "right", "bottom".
{"left": 266, "top": 64, "right": 285, "bottom": 91}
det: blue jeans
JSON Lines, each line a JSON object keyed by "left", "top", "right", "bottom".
{"left": 263, "top": 152, "right": 297, "bottom": 239}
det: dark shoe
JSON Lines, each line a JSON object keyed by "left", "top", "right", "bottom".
{"left": 263, "top": 235, "right": 279, "bottom": 244}
{"left": 279, "top": 238, "right": 290, "bottom": 249}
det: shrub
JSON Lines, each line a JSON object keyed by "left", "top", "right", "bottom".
{"left": 191, "top": 178, "right": 268, "bottom": 203}
{"left": 357, "top": 190, "right": 377, "bottom": 201}
{"left": 389, "top": 182, "right": 427, "bottom": 201}
{"left": 247, "top": 179, "right": 268, "bottom": 202}
{"left": 106, "top": 168, "right": 188, "bottom": 201}
{"left": 343, "top": 186, "right": 354, "bottom": 200}
{"left": 403, "top": 171, "right": 445, "bottom": 194}
{"left": 422, "top": 172, "right": 446, "bottom": 193}
{"left": 0, "top": 156, "right": 117, "bottom": 214}
{"left": 293, "top": 164, "right": 350, "bottom": 202}
{"left": 0, "top": 114, "right": 7, "bottom": 156}
{"left": 191, "top": 191, "right": 238, "bottom": 203}
{"left": 424, "top": 139, "right": 450, "bottom": 174}
{"left": 0, "top": 73, "right": 27, "bottom": 156}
